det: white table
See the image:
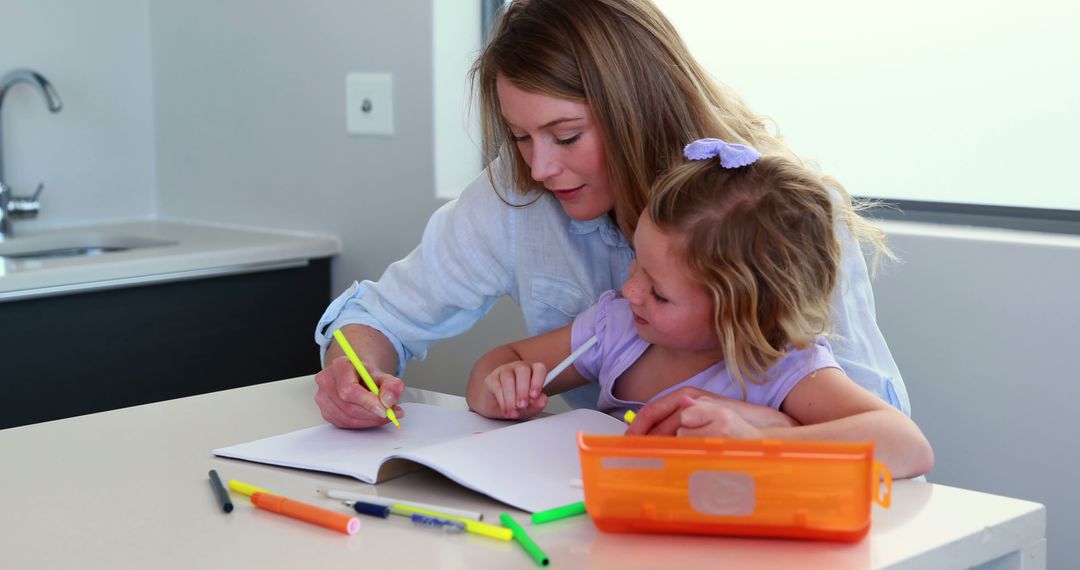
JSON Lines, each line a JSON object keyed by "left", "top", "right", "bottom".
{"left": 0, "top": 376, "right": 1046, "bottom": 569}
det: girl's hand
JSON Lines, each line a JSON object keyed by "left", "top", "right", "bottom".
{"left": 482, "top": 361, "right": 549, "bottom": 420}
{"left": 626, "top": 387, "right": 797, "bottom": 435}
{"left": 625, "top": 386, "right": 713, "bottom": 435}
{"left": 675, "top": 396, "right": 763, "bottom": 439}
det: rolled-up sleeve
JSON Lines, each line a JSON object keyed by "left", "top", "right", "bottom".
{"left": 314, "top": 166, "right": 516, "bottom": 375}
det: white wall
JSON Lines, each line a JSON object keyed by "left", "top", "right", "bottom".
{"left": 874, "top": 221, "right": 1078, "bottom": 568}
{"left": 150, "top": 0, "right": 444, "bottom": 294}
{"left": 0, "top": 0, "right": 156, "bottom": 229}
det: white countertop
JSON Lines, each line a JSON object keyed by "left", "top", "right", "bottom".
{"left": 0, "top": 219, "right": 340, "bottom": 301}
{"left": 0, "top": 376, "right": 1047, "bottom": 570}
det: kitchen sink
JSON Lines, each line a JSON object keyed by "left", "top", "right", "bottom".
{"left": 0, "top": 232, "right": 178, "bottom": 260}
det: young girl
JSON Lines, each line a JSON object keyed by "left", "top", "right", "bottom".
{"left": 467, "top": 139, "right": 933, "bottom": 478}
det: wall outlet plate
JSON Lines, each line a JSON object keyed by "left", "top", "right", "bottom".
{"left": 346, "top": 72, "right": 394, "bottom": 136}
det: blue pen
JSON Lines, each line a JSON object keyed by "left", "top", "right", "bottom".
{"left": 411, "top": 513, "right": 466, "bottom": 533}
{"left": 346, "top": 500, "right": 391, "bottom": 518}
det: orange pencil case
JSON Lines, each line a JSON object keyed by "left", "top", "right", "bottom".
{"left": 578, "top": 434, "right": 891, "bottom": 542}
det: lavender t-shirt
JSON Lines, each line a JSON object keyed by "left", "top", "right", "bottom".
{"left": 570, "top": 290, "right": 841, "bottom": 412}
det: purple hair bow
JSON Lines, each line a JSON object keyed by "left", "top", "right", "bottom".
{"left": 683, "top": 138, "right": 761, "bottom": 168}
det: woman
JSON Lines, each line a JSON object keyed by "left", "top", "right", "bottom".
{"left": 313, "top": 0, "right": 909, "bottom": 430}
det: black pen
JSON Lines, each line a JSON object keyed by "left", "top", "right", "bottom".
{"left": 208, "top": 469, "right": 234, "bottom": 513}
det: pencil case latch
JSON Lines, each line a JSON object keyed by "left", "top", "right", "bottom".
{"left": 872, "top": 461, "right": 892, "bottom": 509}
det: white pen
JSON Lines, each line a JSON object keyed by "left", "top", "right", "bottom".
{"left": 322, "top": 488, "right": 484, "bottom": 521}
{"left": 543, "top": 335, "right": 598, "bottom": 388}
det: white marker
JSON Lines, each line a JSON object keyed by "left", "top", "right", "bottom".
{"left": 543, "top": 335, "right": 598, "bottom": 388}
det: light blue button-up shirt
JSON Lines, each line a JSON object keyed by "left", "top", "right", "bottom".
{"left": 315, "top": 162, "right": 911, "bottom": 415}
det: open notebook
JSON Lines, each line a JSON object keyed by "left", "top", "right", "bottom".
{"left": 213, "top": 403, "right": 627, "bottom": 513}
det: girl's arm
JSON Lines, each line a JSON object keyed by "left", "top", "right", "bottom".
{"left": 771, "top": 368, "right": 934, "bottom": 478}
{"left": 678, "top": 368, "right": 933, "bottom": 479}
{"left": 466, "top": 325, "right": 590, "bottom": 419}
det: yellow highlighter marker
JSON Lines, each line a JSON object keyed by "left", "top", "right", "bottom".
{"left": 332, "top": 329, "right": 401, "bottom": 429}
{"left": 228, "top": 479, "right": 272, "bottom": 497}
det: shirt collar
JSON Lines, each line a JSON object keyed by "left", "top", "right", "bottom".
{"left": 568, "top": 215, "right": 631, "bottom": 249}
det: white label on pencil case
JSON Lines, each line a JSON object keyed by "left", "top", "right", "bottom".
{"left": 600, "top": 458, "right": 664, "bottom": 470}
{"left": 688, "top": 471, "right": 756, "bottom": 516}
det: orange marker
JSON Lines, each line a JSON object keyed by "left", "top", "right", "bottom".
{"left": 251, "top": 492, "right": 361, "bottom": 535}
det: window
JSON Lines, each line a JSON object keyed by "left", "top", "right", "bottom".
{"left": 433, "top": 1, "right": 485, "bottom": 200}
{"left": 444, "top": 1, "right": 1079, "bottom": 229}
{"left": 653, "top": 0, "right": 1079, "bottom": 227}
{"left": 433, "top": 1, "right": 507, "bottom": 200}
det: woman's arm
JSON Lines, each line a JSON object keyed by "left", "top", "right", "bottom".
{"left": 826, "top": 219, "right": 911, "bottom": 415}
{"left": 466, "top": 325, "right": 589, "bottom": 419}
{"left": 313, "top": 166, "right": 517, "bottom": 427}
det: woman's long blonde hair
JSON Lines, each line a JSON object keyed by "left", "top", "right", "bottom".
{"left": 650, "top": 155, "right": 840, "bottom": 395}
{"left": 472, "top": 0, "right": 889, "bottom": 259}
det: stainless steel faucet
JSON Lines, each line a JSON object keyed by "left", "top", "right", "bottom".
{"left": 0, "top": 68, "right": 63, "bottom": 242}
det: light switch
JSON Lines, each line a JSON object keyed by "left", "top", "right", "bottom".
{"left": 346, "top": 72, "right": 394, "bottom": 136}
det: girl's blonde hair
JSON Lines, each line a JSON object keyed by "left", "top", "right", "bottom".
{"left": 472, "top": 0, "right": 890, "bottom": 260}
{"left": 650, "top": 156, "right": 840, "bottom": 396}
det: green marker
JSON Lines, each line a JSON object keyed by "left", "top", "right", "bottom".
{"left": 530, "top": 501, "right": 587, "bottom": 524}
{"left": 500, "top": 513, "right": 550, "bottom": 567}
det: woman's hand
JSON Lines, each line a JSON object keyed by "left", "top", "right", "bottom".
{"left": 477, "top": 361, "right": 549, "bottom": 420}
{"left": 313, "top": 356, "right": 405, "bottom": 429}
{"left": 626, "top": 387, "right": 797, "bottom": 436}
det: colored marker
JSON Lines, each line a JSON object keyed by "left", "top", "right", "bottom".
{"left": 325, "top": 488, "right": 483, "bottom": 521}
{"left": 208, "top": 469, "right": 233, "bottom": 513}
{"left": 228, "top": 479, "right": 272, "bottom": 497}
{"left": 391, "top": 503, "right": 512, "bottom": 541}
{"left": 500, "top": 513, "right": 551, "bottom": 567}
{"left": 531, "top": 501, "right": 587, "bottom": 524}
{"left": 623, "top": 409, "right": 637, "bottom": 424}
{"left": 543, "top": 335, "right": 597, "bottom": 387}
{"left": 251, "top": 492, "right": 360, "bottom": 535}
{"left": 332, "top": 329, "right": 401, "bottom": 428}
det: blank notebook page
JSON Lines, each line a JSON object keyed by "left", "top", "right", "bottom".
{"left": 393, "top": 406, "right": 626, "bottom": 512}
{"left": 213, "top": 403, "right": 626, "bottom": 512}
